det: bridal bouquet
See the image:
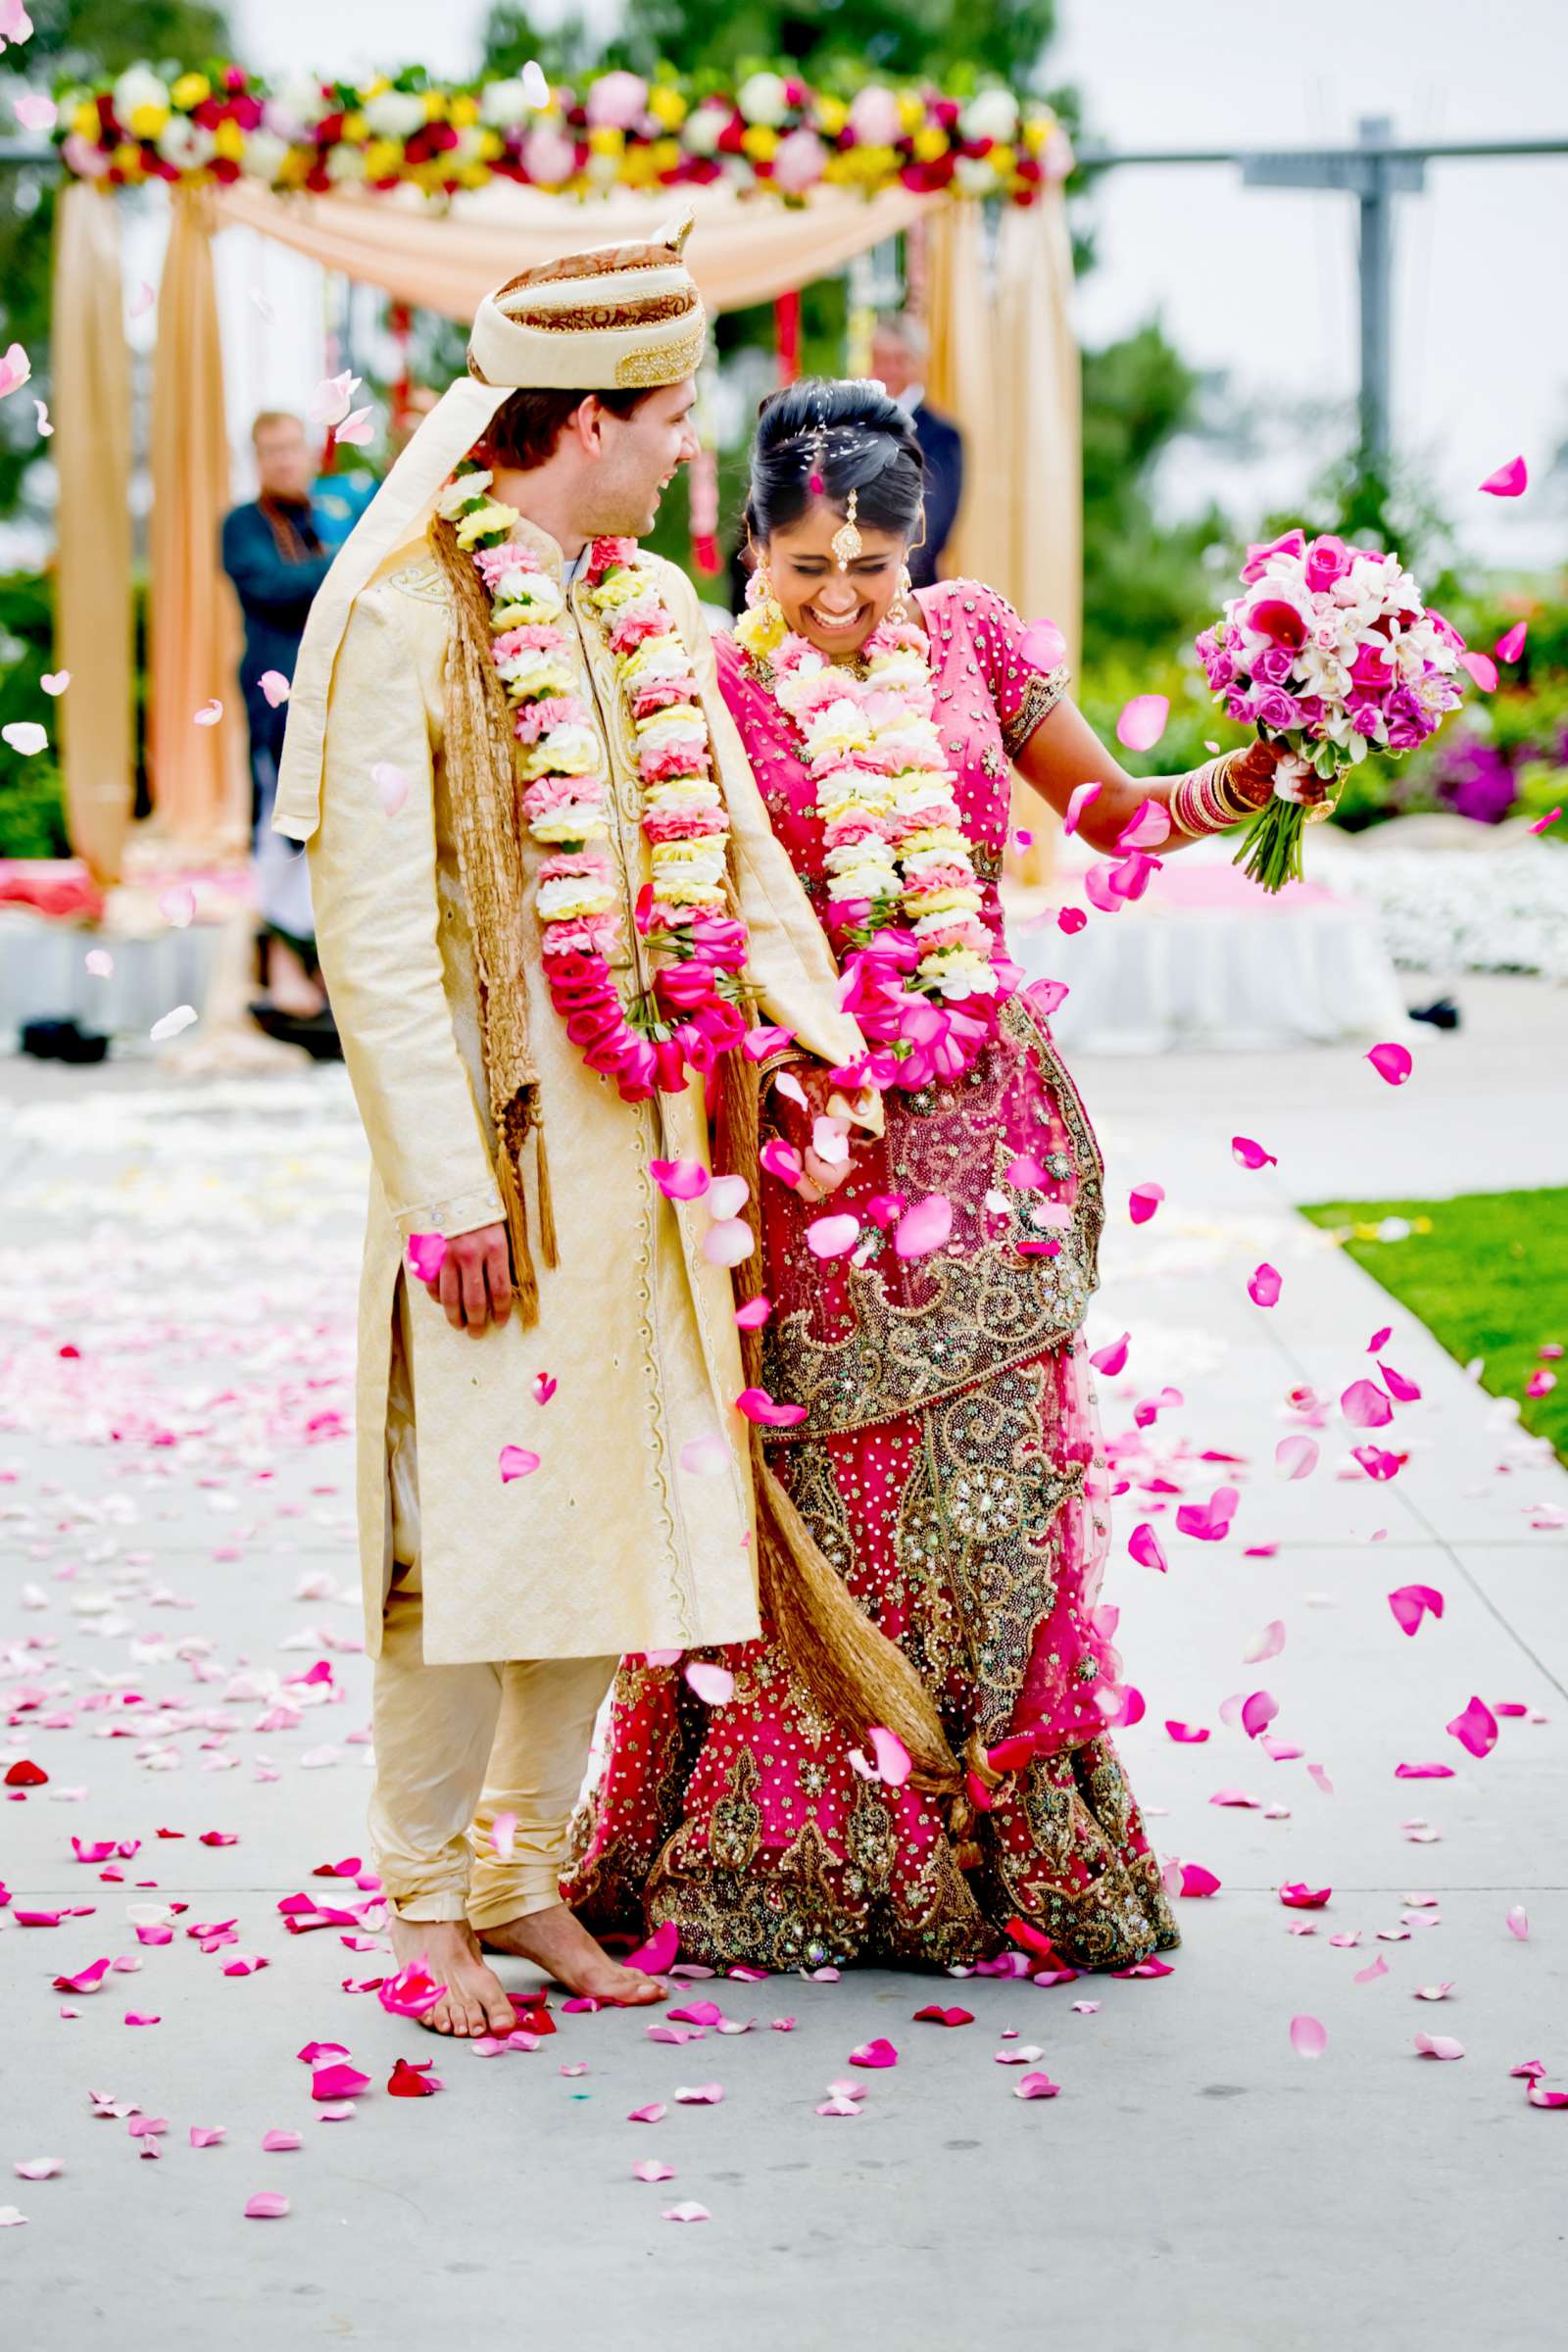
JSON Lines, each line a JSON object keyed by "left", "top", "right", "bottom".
{"left": 1197, "top": 530, "right": 1467, "bottom": 891}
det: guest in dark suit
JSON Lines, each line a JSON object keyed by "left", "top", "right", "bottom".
{"left": 870, "top": 316, "right": 964, "bottom": 589}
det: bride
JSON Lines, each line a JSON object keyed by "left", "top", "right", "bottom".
{"left": 565, "top": 377, "right": 1314, "bottom": 1973}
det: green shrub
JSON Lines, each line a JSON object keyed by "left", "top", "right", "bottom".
{"left": 0, "top": 570, "right": 69, "bottom": 859}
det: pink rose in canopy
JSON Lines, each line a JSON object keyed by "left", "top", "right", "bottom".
{"left": 1303, "top": 533, "right": 1355, "bottom": 591}
{"left": 1240, "top": 529, "right": 1306, "bottom": 582}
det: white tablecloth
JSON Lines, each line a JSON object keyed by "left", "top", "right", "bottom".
{"left": 1007, "top": 834, "right": 1413, "bottom": 1054}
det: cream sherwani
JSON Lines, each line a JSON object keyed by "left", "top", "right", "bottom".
{"left": 307, "top": 518, "right": 868, "bottom": 1922}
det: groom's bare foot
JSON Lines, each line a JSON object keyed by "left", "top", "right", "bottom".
{"left": 388, "top": 1914, "right": 516, "bottom": 2038}
{"left": 479, "top": 1902, "right": 666, "bottom": 2005}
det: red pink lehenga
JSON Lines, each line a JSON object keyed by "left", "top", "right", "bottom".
{"left": 564, "top": 581, "right": 1180, "bottom": 1974}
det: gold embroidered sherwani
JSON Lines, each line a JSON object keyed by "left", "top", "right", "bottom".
{"left": 309, "top": 517, "right": 869, "bottom": 1671}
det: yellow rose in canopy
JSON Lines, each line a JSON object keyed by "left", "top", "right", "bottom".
{"left": 648, "top": 84, "right": 688, "bottom": 129}
{"left": 741, "top": 124, "right": 780, "bottom": 162}
{"left": 171, "top": 73, "right": 211, "bottom": 110}
{"left": 213, "top": 119, "right": 246, "bottom": 164}
{"left": 126, "top": 103, "right": 171, "bottom": 140}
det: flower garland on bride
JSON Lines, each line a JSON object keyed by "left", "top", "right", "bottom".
{"left": 442, "top": 466, "right": 751, "bottom": 1101}
{"left": 735, "top": 584, "right": 1016, "bottom": 1088}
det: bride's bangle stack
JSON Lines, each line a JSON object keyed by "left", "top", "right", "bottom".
{"left": 1167, "top": 751, "right": 1258, "bottom": 839}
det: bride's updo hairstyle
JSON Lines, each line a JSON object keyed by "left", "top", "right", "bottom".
{"left": 744, "top": 375, "right": 925, "bottom": 548}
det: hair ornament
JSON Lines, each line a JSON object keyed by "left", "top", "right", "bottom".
{"left": 831, "top": 488, "right": 862, "bottom": 570}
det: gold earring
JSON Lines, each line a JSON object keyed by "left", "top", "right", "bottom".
{"left": 897, "top": 562, "right": 913, "bottom": 619}
{"left": 756, "top": 562, "right": 783, "bottom": 628}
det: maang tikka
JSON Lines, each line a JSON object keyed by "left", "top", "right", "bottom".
{"left": 831, "top": 488, "right": 862, "bottom": 571}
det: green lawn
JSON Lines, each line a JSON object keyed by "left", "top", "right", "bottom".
{"left": 1298, "top": 1188, "right": 1568, "bottom": 1466}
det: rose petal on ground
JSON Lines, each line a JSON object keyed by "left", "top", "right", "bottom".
{"left": 1446, "top": 1695, "right": 1499, "bottom": 1759}
{"left": 1244, "top": 1620, "right": 1286, "bottom": 1664}
{"left": 1414, "top": 2034, "right": 1464, "bottom": 2060}
{"left": 1506, "top": 1905, "right": 1529, "bottom": 1940}
{"left": 673, "top": 2082, "right": 724, "bottom": 2104}
{"left": 188, "top": 2128, "right": 225, "bottom": 2148}
{"left": 0, "top": 2208, "right": 27, "bottom": 2228}
{"left": 261, "top": 2130, "right": 302, "bottom": 2152}
{"left": 625, "top": 1921, "right": 678, "bottom": 1975}
{"left": 627, "top": 2103, "right": 666, "bottom": 2125}
{"left": 1280, "top": 1884, "right": 1332, "bottom": 1909}
{"left": 1179, "top": 1864, "right": 1221, "bottom": 1898}
{"left": 388, "top": 2058, "right": 440, "bottom": 2097}
{"left": 1013, "top": 2071, "right": 1060, "bottom": 2099}
{"left": 1478, "top": 455, "right": 1527, "bottom": 497}
{"left": 13, "top": 2158, "right": 62, "bottom": 2180}
{"left": 912, "top": 2005, "right": 974, "bottom": 2028}
{"left": 1366, "top": 1041, "right": 1412, "bottom": 1086}
{"left": 244, "top": 2192, "right": 290, "bottom": 2219}
{"left": 662, "top": 2203, "right": 710, "bottom": 2223}
{"left": 498, "top": 1446, "right": 541, "bottom": 1482}
{"left": 848, "top": 2038, "right": 899, "bottom": 2070}
{"left": 1290, "top": 2014, "right": 1327, "bottom": 2058}
{"left": 633, "top": 2159, "right": 675, "bottom": 2182}
{"left": 1353, "top": 1955, "right": 1390, "bottom": 1984}
{"left": 684, "top": 1662, "right": 735, "bottom": 1707}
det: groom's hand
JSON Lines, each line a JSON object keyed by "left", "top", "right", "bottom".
{"left": 428, "top": 1222, "right": 513, "bottom": 1333}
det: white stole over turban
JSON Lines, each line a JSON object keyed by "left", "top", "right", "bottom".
{"left": 273, "top": 209, "right": 705, "bottom": 844}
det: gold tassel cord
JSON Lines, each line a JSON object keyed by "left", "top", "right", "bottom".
{"left": 429, "top": 516, "right": 544, "bottom": 1320}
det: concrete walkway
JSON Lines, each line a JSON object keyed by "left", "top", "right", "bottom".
{"left": 1, "top": 974, "right": 1565, "bottom": 2351}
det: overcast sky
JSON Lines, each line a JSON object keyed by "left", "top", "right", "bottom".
{"left": 235, "top": 0, "right": 1568, "bottom": 564}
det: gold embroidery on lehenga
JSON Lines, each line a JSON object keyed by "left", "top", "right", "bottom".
{"left": 1001, "top": 662, "right": 1071, "bottom": 760}
{"left": 763, "top": 1000, "right": 1104, "bottom": 1440}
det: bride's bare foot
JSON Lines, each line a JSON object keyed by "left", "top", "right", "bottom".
{"left": 479, "top": 1902, "right": 666, "bottom": 2005}
{"left": 388, "top": 1914, "right": 517, "bottom": 2038}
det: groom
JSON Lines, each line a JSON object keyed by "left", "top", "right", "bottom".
{"left": 274, "top": 219, "right": 870, "bottom": 2034}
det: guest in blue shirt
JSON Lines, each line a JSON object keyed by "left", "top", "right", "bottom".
{"left": 221, "top": 412, "right": 339, "bottom": 1018}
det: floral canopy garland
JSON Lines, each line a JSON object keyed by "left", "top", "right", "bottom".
{"left": 53, "top": 62, "right": 1070, "bottom": 208}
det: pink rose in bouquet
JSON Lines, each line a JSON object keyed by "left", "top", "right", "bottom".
{"left": 1197, "top": 532, "right": 1467, "bottom": 889}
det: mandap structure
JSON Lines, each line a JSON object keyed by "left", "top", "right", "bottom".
{"left": 48, "top": 63, "right": 1080, "bottom": 881}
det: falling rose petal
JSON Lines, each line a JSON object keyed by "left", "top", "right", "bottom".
{"left": 684, "top": 1661, "right": 735, "bottom": 1707}
{"left": 332, "top": 406, "right": 375, "bottom": 449}
{"left": 1128, "top": 1523, "right": 1167, "bottom": 1575}
{"left": 371, "top": 760, "right": 409, "bottom": 817}
{"left": 530, "top": 1371, "right": 558, "bottom": 1406}
{"left": 633, "top": 2159, "right": 675, "bottom": 2182}
{"left": 1413, "top": 2034, "right": 1464, "bottom": 2060}
{"left": 678, "top": 1431, "right": 732, "bottom": 1479}
{"left": 807, "top": 1212, "right": 860, "bottom": 1259}
{"left": 855, "top": 1726, "right": 911, "bottom": 1788}
{"left": 1116, "top": 798, "right": 1171, "bottom": 852}
{"left": 1306, "top": 1764, "right": 1335, "bottom": 1796}
{"left": 1446, "top": 1695, "right": 1498, "bottom": 1759}
{"left": 1378, "top": 1362, "right": 1423, "bottom": 1403}
{"left": 1231, "top": 1135, "right": 1278, "bottom": 1170}
{"left": 1273, "top": 1433, "right": 1321, "bottom": 1486}
{"left": 848, "top": 2038, "right": 899, "bottom": 2070}
{"left": 84, "top": 948, "right": 115, "bottom": 978}
{"left": 1128, "top": 1182, "right": 1164, "bottom": 1225}
{"left": 1368, "top": 1324, "right": 1393, "bottom": 1351}
{"left": 1290, "top": 2014, "right": 1328, "bottom": 2059}
{"left": 662, "top": 2203, "right": 710, "bottom": 2224}
{"left": 734, "top": 1295, "right": 772, "bottom": 1331}
{"left": 743, "top": 1023, "right": 794, "bottom": 1061}
{"left": 1090, "top": 1332, "right": 1129, "bottom": 1377}
{"left": 258, "top": 668, "right": 291, "bottom": 709}
{"left": 703, "top": 1218, "right": 755, "bottom": 1268}
{"left": 0, "top": 340, "right": 31, "bottom": 396}
{"left": 1366, "top": 1041, "right": 1412, "bottom": 1087}
{"left": 1241, "top": 1690, "right": 1279, "bottom": 1740}
{"left": 1244, "top": 1620, "right": 1287, "bottom": 1664}
{"left": 1063, "top": 780, "right": 1102, "bottom": 837}
{"left": 650, "top": 1156, "right": 710, "bottom": 1202}
{"left": 1341, "top": 1378, "right": 1394, "bottom": 1429}
{"left": 1505, "top": 1905, "right": 1529, "bottom": 1940}
{"left": 498, "top": 1446, "right": 542, "bottom": 1483}
{"left": 1457, "top": 650, "right": 1497, "bottom": 694}
{"left": 1057, "top": 906, "right": 1088, "bottom": 935}
{"left": 1247, "top": 1263, "right": 1282, "bottom": 1308}
{"left": 192, "top": 698, "right": 222, "bottom": 727}
{"left": 1478, "top": 455, "right": 1527, "bottom": 497}
{"left": 406, "top": 1232, "right": 447, "bottom": 1283}
{"left": 1387, "top": 1584, "right": 1444, "bottom": 1637}
{"left": 707, "top": 1174, "right": 751, "bottom": 1222}
{"left": 244, "top": 2192, "right": 290, "bottom": 2219}
{"left": 894, "top": 1194, "right": 954, "bottom": 1260}
{"left": 377, "top": 1962, "right": 447, "bottom": 2019}
{"left": 1164, "top": 1721, "right": 1209, "bottom": 1743}
{"left": 1115, "top": 694, "right": 1169, "bottom": 752}
{"left": 1494, "top": 621, "right": 1528, "bottom": 662}
{"left": 1018, "top": 616, "right": 1068, "bottom": 670}
{"left": 149, "top": 1004, "right": 198, "bottom": 1044}
{"left": 15, "top": 94, "right": 58, "bottom": 132}
{"left": 1, "top": 719, "right": 46, "bottom": 755}
{"left": 308, "top": 368, "right": 361, "bottom": 429}
{"left": 736, "top": 1386, "right": 807, "bottom": 1429}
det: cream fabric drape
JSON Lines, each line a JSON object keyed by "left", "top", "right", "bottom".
{"left": 147, "top": 189, "right": 246, "bottom": 852}
{"left": 51, "top": 184, "right": 134, "bottom": 882}
{"left": 210, "top": 179, "right": 939, "bottom": 321}
{"left": 926, "top": 192, "right": 1080, "bottom": 881}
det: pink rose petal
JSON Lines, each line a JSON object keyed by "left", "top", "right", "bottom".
{"left": 13, "top": 2158, "right": 63, "bottom": 2180}
{"left": 807, "top": 1212, "right": 860, "bottom": 1259}
{"left": 672, "top": 2082, "right": 724, "bottom": 2104}
{"left": 633, "top": 2159, "right": 675, "bottom": 2182}
{"left": 1231, "top": 1135, "right": 1278, "bottom": 1169}
{"left": 372, "top": 761, "right": 409, "bottom": 817}
{"left": 192, "top": 699, "right": 222, "bottom": 727}
{"left": 627, "top": 2103, "right": 666, "bottom": 2125}
{"left": 258, "top": 669, "right": 291, "bottom": 709}
{"left": 1164, "top": 1720, "right": 1209, "bottom": 1743}
{"left": 1115, "top": 694, "right": 1169, "bottom": 752}
{"left": 1013, "top": 2071, "right": 1060, "bottom": 2100}
{"left": 1290, "top": 2014, "right": 1328, "bottom": 2058}
{"left": 1353, "top": 1955, "right": 1389, "bottom": 1985}
{"left": 244, "top": 2192, "right": 290, "bottom": 2219}
{"left": 894, "top": 1194, "right": 954, "bottom": 1260}
{"left": 1128, "top": 1182, "right": 1164, "bottom": 1225}
{"left": 1063, "top": 780, "right": 1102, "bottom": 837}
{"left": 188, "top": 2128, "right": 226, "bottom": 2149}
{"left": 1128, "top": 1523, "right": 1167, "bottom": 1574}
{"left": 1090, "top": 1332, "right": 1129, "bottom": 1377}
{"left": 661, "top": 2202, "right": 710, "bottom": 2223}
{"left": 1342, "top": 1378, "right": 1394, "bottom": 1430}
{"left": 1446, "top": 1694, "right": 1498, "bottom": 1759}
{"left": 848, "top": 2037, "right": 899, "bottom": 2070}
{"left": 1413, "top": 2034, "right": 1464, "bottom": 2060}
{"left": 1244, "top": 1619, "right": 1286, "bottom": 1664}
{"left": 1505, "top": 1905, "right": 1529, "bottom": 1940}
{"left": 498, "top": 1446, "right": 541, "bottom": 1482}
{"left": 678, "top": 1432, "right": 732, "bottom": 1478}
{"left": 649, "top": 1157, "right": 710, "bottom": 1202}
{"left": 1388, "top": 1584, "right": 1444, "bottom": 1637}
{"left": 1478, "top": 455, "right": 1527, "bottom": 497}
{"left": 1366, "top": 1041, "right": 1412, "bottom": 1087}
{"left": 1018, "top": 616, "right": 1068, "bottom": 670}
{"left": 625, "top": 1920, "right": 678, "bottom": 1975}
{"left": 735, "top": 1386, "right": 807, "bottom": 1429}
{"left": 1248, "top": 1262, "right": 1282, "bottom": 1308}
{"left": 1494, "top": 621, "right": 1527, "bottom": 662}
{"left": 684, "top": 1661, "right": 735, "bottom": 1707}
